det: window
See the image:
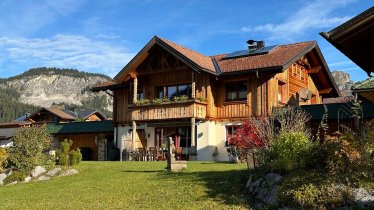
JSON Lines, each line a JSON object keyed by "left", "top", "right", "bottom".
{"left": 155, "top": 84, "right": 192, "bottom": 99}
{"left": 300, "top": 67, "right": 305, "bottom": 80}
{"left": 226, "top": 125, "right": 239, "bottom": 146}
{"left": 226, "top": 81, "right": 247, "bottom": 101}
{"left": 278, "top": 81, "right": 286, "bottom": 104}
{"left": 137, "top": 82, "right": 144, "bottom": 100}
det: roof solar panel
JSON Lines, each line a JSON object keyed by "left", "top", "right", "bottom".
{"left": 223, "top": 45, "right": 278, "bottom": 59}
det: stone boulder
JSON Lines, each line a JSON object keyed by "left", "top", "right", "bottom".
{"left": 31, "top": 166, "right": 46, "bottom": 178}
{"left": 247, "top": 173, "right": 282, "bottom": 205}
{"left": 46, "top": 167, "right": 61, "bottom": 177}
{"left": 0, "top": 173, "right": 7, "bottom": 186}
{"left": 60, "top": 169, "right": 79, "bottom": 177}
{"left": 353, "top": 188, "right": 374, "bottom": 209}
{"left": 37, "top": 175, "right": 50, "bottom": 181}
{"left": 24, "top": 176, "right": 32, "bottom": 183}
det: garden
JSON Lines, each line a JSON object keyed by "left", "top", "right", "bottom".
{"left": 228, "top": 101, "right": 374, "bottom": 209}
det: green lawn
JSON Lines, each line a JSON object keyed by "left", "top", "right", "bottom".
{"left": 0, "top": 161, "right": 250, "bottom": 209}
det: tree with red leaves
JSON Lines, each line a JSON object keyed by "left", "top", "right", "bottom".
{"left": 228, "top": 116, "right": 273, "bottom": 168}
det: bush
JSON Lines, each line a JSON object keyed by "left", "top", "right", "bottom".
{"left": 0, "top": 147, "right": 8, "bottom": 173}
{"left": 8, "top": 126, "right": 51, "bottom": 172}
{"left": 70, "top": 149, "right": 82, "bottom": 166}
{"left": 279, "top": 180, "right": 353, "bottom": 209}
{"left": 281, "top": 183, "right": 321, "bottom": 209}
{"left": 57, "top": 139, "right": 82, "bottom": 167}
{"left": 267, "top": 132, "right": 311, "bottom": 172}
{"left": 3, "top": 171, "right": 28, "bottom": 185}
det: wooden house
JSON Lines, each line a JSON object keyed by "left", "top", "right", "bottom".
{"left": 321, "top": 6, "right": 374, "bottom": 103}
{"left": 93, "top": 36, "right": 339, "bottom": 161}
{"left": 25, "top": 108, "right": 107, "bottom": 123}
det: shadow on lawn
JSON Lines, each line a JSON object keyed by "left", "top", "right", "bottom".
{"left": 158, "top": 166, "right": 250, "bottom": 206}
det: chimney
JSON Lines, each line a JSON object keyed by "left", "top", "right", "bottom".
{"left": 246, "top": 40, "right": 265, "bottom": 51}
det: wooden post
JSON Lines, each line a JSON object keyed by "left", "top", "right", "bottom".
{"left": 132, "top": 121, "right": 136, "bottom": 150}
{"left": 133, "top": 77, "right": 138, "bottom": 104}
{"left": 166, "top": 136, "right": 172, "bottom": 172}
{"left": 192, "top": 71, "right": 196, "bottom": 99}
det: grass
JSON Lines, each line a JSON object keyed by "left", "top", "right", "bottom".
{"left": 0, "top": 161, "right": 250, "bottom": 209}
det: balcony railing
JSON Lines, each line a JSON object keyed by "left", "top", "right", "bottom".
{"left": 128, "top": 100, "right": 206, "bottom": 121}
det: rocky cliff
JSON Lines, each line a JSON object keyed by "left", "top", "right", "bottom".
{"left": 0, "top": 67, "right": 113, "bottom": 114}
{"left": 331, "top": 71, "right": 354, "bottom": 96}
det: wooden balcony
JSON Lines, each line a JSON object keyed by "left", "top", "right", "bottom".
{"left": 128, "top": 101, "right": 207, "bottom": 121}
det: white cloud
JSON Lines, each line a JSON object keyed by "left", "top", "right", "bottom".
{"left": 0, "top": 34, "right": 134, "bottom": 77}
{"left": 329, "top": 61, "right": 353, "bottom": 67}
{"left": 0, "top": 0, "right": 86, "bottom": 35}
{"left": 239, "top": 0, "right": 356, "bottom": 41}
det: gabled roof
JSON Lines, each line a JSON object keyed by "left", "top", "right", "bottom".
{"left": 76, "top": 110, "right": 107, "bottom": 120}
{"left": 95, "top": 36, "right": 339, "bottom": 97}
{"left": 113, "top": 36, "right": 217, "bottom": 82}
{"left": 320, "top": 6, "right": 374, "bottom": 76}
{"left": 213, "top": 41, "right": 315, "bottom": 73}
{"left": 26, "top": 108, "right": 76, "bottom": 122}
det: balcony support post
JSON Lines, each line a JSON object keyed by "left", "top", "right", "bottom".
{"left": 133, "top": 77, "right": 138, "bottom": 104}
{"left": 192, "top": 71, "right": 196, "bottom": 99}
{"left": 132, "top": 121, "right": 136, "bottom": 150}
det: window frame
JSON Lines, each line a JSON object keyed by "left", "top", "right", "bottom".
{"left": 155, "top": 84, "right": 192, "bottom": 99}
{"left": 225, "top": 81, "right": 248, "bottom": 102}
{"left": 225, "top": 125, "right": 239, "bottom": 147}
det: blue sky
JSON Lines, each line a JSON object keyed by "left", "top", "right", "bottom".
{"left": 0, "top": 0, "right": 372, "bottom": 81}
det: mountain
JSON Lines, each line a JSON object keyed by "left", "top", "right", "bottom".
{"left": 0, "top": 67, "right": 113, "bottom": 123}
{"left": 331, "top": 70, "right": 354, "bottom": 96}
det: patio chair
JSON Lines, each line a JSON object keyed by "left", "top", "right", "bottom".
{"left": 148, "top": 147, "right": 157, "bottom": 161}
{"left": 138, "top": 148, "right": 146, "bottom": 161}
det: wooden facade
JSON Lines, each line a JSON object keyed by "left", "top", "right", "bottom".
{"left": 91, "top": 36, "right": 340, "bottom": 161}
{"left": 112, "top": 46, "right": 332, "bottom": 124}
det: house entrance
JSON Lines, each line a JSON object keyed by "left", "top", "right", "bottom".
{"left": 155, "top": 127, "right": 191, "bottom": 160}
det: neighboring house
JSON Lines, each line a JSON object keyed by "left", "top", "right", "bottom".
{"left": 0, "top": 108, "right": 111, "bottom": 160}
{"left": 92, "top": 36, "right": 339, "bottom": 161}
{"left": 25, "top": 108, "right": 107, "bottom": 123}
{"left": 0, "top": 128, "right": 17, "bottom": 147}
{"left": 301, "top": 101, "right": 374, "bottom": 136}
{"left": 47, "top": 121, "right": 114, "bottom": 161}
{"left": 26, "top": 108, "right": 76, "bottom": 123}
{"left": 352, "top": 78, "right": 374, "bottom": 103}
{"left": 320, "top": 6, "right": 374, "bottom": 77}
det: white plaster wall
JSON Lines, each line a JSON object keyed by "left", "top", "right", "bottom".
{"left": 214, "top": 121, "right": 242, "bottom": 162}
{"left": 197, "top": 121, "right": 216, "bottom": 161}
{"left": 116, "top": 125, "right": 132, "bottom": 151}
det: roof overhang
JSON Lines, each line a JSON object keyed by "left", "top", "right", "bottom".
{"left": 113, "top": 36, "right": 217, "bottom": 83}
{"left": 320, "top": 6, "right": 374, "bottom": 77}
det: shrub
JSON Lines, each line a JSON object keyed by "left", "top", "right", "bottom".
{"left": 57, "top": 139, "right": 72, "bottom": 166}
{"left": 70, "top": 149, "right": 82, "bottom": 166}
{"left": 280, "top": 181, "right": 353, "bottom": 209}
{"left": 267, "top": 132, "right": 311, "bottom": 172}
{"left": 179, "top": 95, "right": 189, "bottom": 101}
{"left": 281, "top": 183, "right": 321, "bottom": 209}
{"left": 0, "top": 147, "right": 8, "bottom": 173}
{"left": 57, "top": 139, "right": 82, "bottom": 167}
{"left": 3, "top": 171, "right": 28, "bottom": 185}
{"left": 8, "top": 126, "right": 51, "bottom": 172}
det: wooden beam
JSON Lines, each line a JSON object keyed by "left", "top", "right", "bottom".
{"left": 192, "top": 71, "right": 196, "bottom": 98}
{"left": 133, "top": 77, "right": 138, "bottom": 104}
{"left": 319, "top": 88, "right": 332, "bottom": 95}
{"left": 307, "top": 66, "right": 321, "bottom": 74}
